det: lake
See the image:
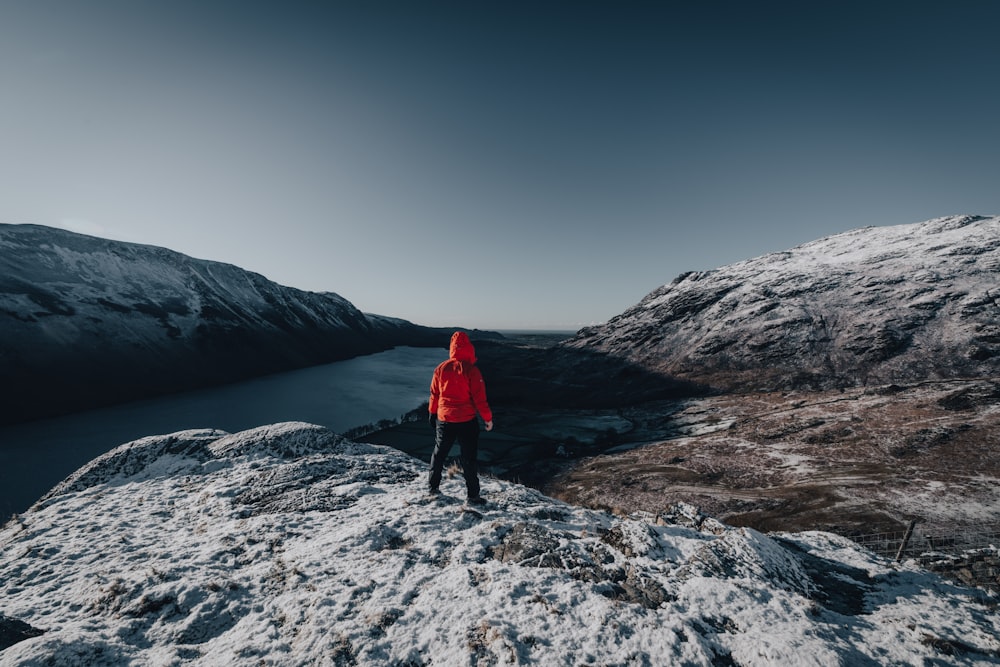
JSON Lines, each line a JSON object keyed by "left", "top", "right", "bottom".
{"left": 0, "top": 346, "right": 446, "bottom": 521}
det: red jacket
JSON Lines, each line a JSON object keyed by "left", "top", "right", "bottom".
{"left": 429, "top": 332, "right": 493, "bottom": 423}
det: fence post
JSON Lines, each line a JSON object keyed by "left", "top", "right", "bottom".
{"left": 895, "top": 519, "right": 917, "bottom": 562}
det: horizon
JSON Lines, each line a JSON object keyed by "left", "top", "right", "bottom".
{"left": 3, "top": 2, "right": 1000, "bottom": 330}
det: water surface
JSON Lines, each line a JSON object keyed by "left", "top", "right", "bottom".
{"left": 0, "top": 346, "right": 444, "bottom": 520}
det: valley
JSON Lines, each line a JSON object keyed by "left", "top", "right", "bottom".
{"left": 542, "top": 379, "right": 1000, "bottom": 537}
{"left": 369, "top": 366, "right": 1000, "bottom": 542}
{"left": 8, "top": 216, "right": 1000, "bottom": 570}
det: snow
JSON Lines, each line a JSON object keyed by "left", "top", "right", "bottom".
{"left": 567, "top": 214, "right": 1000, "bottom": 393}
{"left": 0, "top": 223, "right": 373, "bottom": 356}
{"left": 1, "top": 422, "right": 998, "bottom": 665}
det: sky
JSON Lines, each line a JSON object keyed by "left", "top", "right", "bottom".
{"left": 2, "top": 1, "right": 999, "bottom": 330}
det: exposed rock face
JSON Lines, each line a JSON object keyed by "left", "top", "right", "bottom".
{"left": 0, "top": 224, "right": 445, "bottom": 423}
{"left": 566, "top": 215, "right": 1000, "bottom": 391}
{"left": 0, "top": 615, "right": 45, "bottom": 651}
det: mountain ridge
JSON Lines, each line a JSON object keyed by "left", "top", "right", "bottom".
{"left": 566, "top": 214, "right": 1000, "bottom": 392}
{"left": 0, "top": 224, "right": 455, "bottom": 424}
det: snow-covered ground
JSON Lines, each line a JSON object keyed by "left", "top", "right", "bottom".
{"left": 1, "top": 422, "right": 998, "bottom": 665}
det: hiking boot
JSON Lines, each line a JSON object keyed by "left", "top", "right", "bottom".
{"left": 467, "top": 496, "right": 486, "bottom": 506}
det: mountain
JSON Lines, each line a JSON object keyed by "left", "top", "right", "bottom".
{"left": 566, "top": 215, "right": 1000, "bottom": 392}
{"left": 2, "top": 421, "right": 997, "bottom": 665}
{"left": 0, "top": 224, "right": 448, "bottom": 424}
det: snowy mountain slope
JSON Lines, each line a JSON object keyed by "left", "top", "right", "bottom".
{"left": 0, "top": 224, "right": 444, "bottom": 424}
{"left": 567, "top": 215, "right": 1000, "bottom": 391}
{"left": 1, "top": 422, "right": 998, "bottom": 665}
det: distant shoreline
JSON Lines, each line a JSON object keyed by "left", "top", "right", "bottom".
{"left": 493, "top": 329, "right": 578, "bottom": 336}
{"left": 489, "top": 330, "right": 577, "bottom": 346}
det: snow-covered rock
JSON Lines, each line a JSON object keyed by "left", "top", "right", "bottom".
{"left": 0, "top": 224, "right": 443, "bottom": 424}
{"left": 567, "top": 215, "right": 1000, "bottom": 391}
{"left": 1, "top": 422, "right": 997, "bottom": 665}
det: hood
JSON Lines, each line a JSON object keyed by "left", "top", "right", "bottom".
{"left": 449, "top": 331, "right": 477, "bottom": 363}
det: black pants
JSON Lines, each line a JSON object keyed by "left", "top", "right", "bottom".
{"left": 429, "top": 419, "right": 480, "bottom": 499}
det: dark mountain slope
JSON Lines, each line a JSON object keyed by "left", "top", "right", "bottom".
{"left": 0, "top": 224, "right": 446, "bottom": 424}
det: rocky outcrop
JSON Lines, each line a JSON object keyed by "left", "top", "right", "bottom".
{"left": 0, "top": 615, "right": 45, "bottom": 651}
{"left": 921, "top": 547, "right": 1000, "bottom": 591}
{"left": 4, "top": 422, "right": 998, "bottom": 664}
{"left": 566, "top": 215, "right": 1000, "bottom": 391}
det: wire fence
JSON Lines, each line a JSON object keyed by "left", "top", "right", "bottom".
{"left": 846, "top": 523, "right": 1000, "bottom": 592}
{"left": 849, "top": 524, "right": 1000, "bottom": 560}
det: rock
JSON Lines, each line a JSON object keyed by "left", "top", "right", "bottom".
{"left": 0, "top": 614, "right": 45, "bottom": 651}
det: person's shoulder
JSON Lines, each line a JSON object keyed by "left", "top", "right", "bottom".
{"left": 435, "top": 359, "right": 459, "bottom": 373}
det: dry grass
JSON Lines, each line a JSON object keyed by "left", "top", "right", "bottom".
{"left": 545, "top": 379, "right": 1000, "bottom": 536}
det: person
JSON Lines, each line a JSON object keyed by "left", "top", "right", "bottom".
{"left": 428, "top": 331, "right": 494, "bottom": 504}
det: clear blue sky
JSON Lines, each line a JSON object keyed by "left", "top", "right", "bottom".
{"left": 2, "top": 2, "right": 998, "bottom": 330}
